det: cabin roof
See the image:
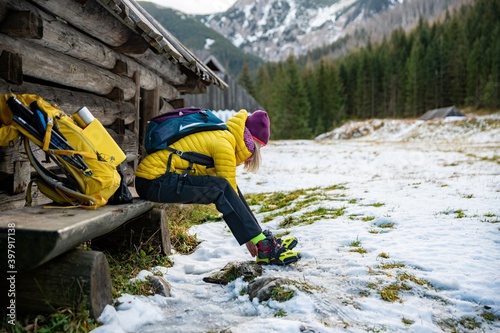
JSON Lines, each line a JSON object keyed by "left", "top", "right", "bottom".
{"left": 98, "top": 0, "right": 228, "bottom": 91}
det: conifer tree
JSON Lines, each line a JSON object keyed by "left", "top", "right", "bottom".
{"left": 254, "top": 64, "right": 272, "bottom": 109}
{"left": 405, "top": 31, "right": 427, "bottom": 117}
{"left": 238, "top": 62, "right": 255, "bottom": 97}
{"left": 275, "top": 56, "right": 312, "bottom": 139}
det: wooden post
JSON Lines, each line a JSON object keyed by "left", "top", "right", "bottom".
{"left": 92, "top": 207, "right": 171, "bottom": 255}
{"left": 0, "top": 250, "right": 112, "bottom": 319}
{"left": 138, "top": 85, "right": 159, "bottom": 158}
{"left": 0, "top": 51, "right": 22, "bottom": 84}
{"left": 0, "top": 10, "right": 43, "bottom": 39}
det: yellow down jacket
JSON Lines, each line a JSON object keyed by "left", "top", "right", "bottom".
{"left": 134, "top": 109, "right": 253, "bottom": 192}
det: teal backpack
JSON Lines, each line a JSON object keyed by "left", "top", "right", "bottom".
{"left": 144, "top": 107, "right": 227, "bottom": 169}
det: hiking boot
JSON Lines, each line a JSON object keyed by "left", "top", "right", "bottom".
{"left": 256, "top": 233, "right": 301, "bottom": 266}
{"left": 263, "top": 229, "right": 298, "bottom": 250}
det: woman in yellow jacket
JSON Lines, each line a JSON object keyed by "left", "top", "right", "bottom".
{"left": 135, "top": 109, "right": 300, "bottom": 265}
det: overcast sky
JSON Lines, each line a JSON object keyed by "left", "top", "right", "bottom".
{"left": 138, "top": 0, "right": 237, "bottom": 14}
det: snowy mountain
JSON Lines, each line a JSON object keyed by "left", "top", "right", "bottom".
{"left": 201, "top": 0, "right": 473, "bottom": 62}
{"left": 201, "top": 0, "right": 402, "bottom": 62}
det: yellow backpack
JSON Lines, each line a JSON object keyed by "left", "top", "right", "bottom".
{"left": 0, "top": 94, "right": 126, "bottom": 209}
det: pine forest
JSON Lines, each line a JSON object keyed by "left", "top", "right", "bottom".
{"left": 244, "top": 0, "right": 499, "bottom": 139}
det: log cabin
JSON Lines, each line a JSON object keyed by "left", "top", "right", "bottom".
{"left": 0, "top": 0, "right": 227, "bottom": 319}
{"left": 0, "top": 0, "right": 227, "bottom": 210}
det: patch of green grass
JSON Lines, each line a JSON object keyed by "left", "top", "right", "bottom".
{"left": 459, "top": 316, "right": 482, "bottom": 330}
{"left": 438, "top": 316, "right": 482, "bottom": 331}
{"left": 303, "top": 206, "right": 346, "bottom": 219}
{"left": 348, "top": 237, "right": 367, "bottom": 254}
{"left": 324, "top": 184, "right": 348, "bottom": 191}
{"left": 481, "top": 213, "right": 500, "bottom": 223}
{"left": 246, "top": 189, "right": 307, "bottom": 213}
{"left": 379, "top": 262, "right": 406, "bottom": 270}
{"left": 349, "top": 238, "right": 362, "bottom": 247}
{"left": 1, "top": 307, "right": 98, "bottom": 333}
{"left": 377, "top": 252, "right": 390, "bottom": 259}
{"left": 378, "top": 222, "right": 395, "bottom": 229}
{"left": 481, "top": 310, "right": 500, "bottom": 322}
{"left": 271, "top": 287, "right": 295, "bottom": 302}
{"left": 440, "top": 208, "right": 468, "bottom": 219}
{"left": 107, "top": 250, "right": 173, "bottom": 299}
{"left": 379, "top": 283, "right": 403, "bottom": 302}
{"left": 348, "top": 198, "right": 358, "bottom": 204}
{"left": 274, "top": 309, "right": 287, "bottom": 317}
{"left": 398, "top": 272, "right": 431, "bottom": 287}
{"left": 278, "top": 215, "right": 299, "bottom": 228}
{"left": 276, "top": 206, "right": 346, "bottom": 227}
{"left": 164, "top": 204, "right": 216, "bottom": 254}
{"left": 362, "top": 216, "right": 375, "bottom": 222}
{"left": 350, "top": 247, "right": 368, "bottom": 254}
{"left": 402, "top": 317, "right": 415, "bottom": 325}
{"left": 254, "top": 187, "right": 351, "bottom": 224}
{"left": 164, "top": 203, "right": 221, "bottom": 225}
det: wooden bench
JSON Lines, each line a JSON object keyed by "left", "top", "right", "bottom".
{"left": 0, "top": 197, "right": 168, "bottom": 319}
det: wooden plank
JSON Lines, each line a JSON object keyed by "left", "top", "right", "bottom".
{"left": 112, "top": 26, "right": 150, "bottom": 54}
{"left": 140, "top": 87, "right": 160, "bottom": 147}
{"left": 0, "top": 51, "right": 22, "bottom": 84}
{"left": 0, "top": 33, "right": 137, "bottom": 100}
{"left": 128, "top": 48, "right": 187, "bottom": 86}
{"left": 1, "top": 80, "right": 136, "bottom": 126}
{"left": 105, "top": 0, "right": 182, "bottom": 62}
{"left": 0, "top": 10, "right": 42, "bottom": 39}
{"left": 0, "top": 0, "right": 190, "bottom": 91}
{"left": 3, "top": 0, "right": 184, "bottom": 90}
{"left": 29, "top": 0, "right": 132, "bottom": 48}
{"left": 0, "top": 199, "right": 159, "bottom": 271}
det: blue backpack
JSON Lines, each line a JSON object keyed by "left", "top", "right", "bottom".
{"left": 144, "top": 107, "right": 228, "bottom": 170}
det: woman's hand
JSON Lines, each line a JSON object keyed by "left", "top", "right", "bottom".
{"left": 245, "top": 241, "right": 258, "bottom": 257}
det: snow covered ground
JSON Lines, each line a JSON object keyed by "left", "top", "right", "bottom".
{"left": 92, "top": 114, "right": 500, "bottom": 333}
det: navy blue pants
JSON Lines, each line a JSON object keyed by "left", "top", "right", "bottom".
{"left": 135, "top": 174, "right": 262, "bottom": 245}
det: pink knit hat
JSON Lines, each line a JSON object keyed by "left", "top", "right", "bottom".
{"left": 246, "top": 110, "right": 270, "bottom": 146}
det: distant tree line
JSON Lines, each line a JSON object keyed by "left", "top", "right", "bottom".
{"left": 240, "top": 0, "right": 499, "bottom": 139}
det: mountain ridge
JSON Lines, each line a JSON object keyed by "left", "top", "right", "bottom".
{"left": 201, "top": 0, "right": 474, "bottom": 62}
{"left": 140, "top": 0, "right": 475, "bottom": 74}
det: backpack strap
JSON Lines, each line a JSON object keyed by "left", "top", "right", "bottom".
{"left": 24, "top": 138, "right": 106, "bottom": 209}
{"left": 164, "top": 147, "right": 215, "bottom": 194}
{"left": 165, "top": 146, "right": 215, "bottom": 173}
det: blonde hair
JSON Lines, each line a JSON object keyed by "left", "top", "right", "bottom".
{"left": 244, "top": 140, "right": 262, "bottom": 173}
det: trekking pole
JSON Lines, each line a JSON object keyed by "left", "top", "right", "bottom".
{"left": 6, "top": 96, "right": 90, "bottom": 172}
{"left": 29, "top": 101, "right": 90, "bottom": 170}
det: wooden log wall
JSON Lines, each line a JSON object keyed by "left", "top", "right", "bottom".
{"left": 184, "top": 73, "right": 262, "bottom": 112}
{"left": 0, "top": 0, "right": 190, "bottom": 209}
